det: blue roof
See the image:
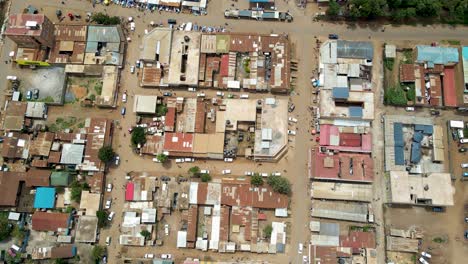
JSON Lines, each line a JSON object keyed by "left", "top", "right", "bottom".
{"left": 239, "top": 10, "right": 252, "bottom": 17}
{"left": 349, "top": 106, "right": 363, "bottom": 118}
{"left": 411, "top": 142, "right": 421, "bottom": 163}
{"left": 413, "top": 131, "right": 424, "bottom": 143}
{"left": 395, "top": 146, "right": 405, "bottom": 165}
{"left": 332, "top": 87, "right": 349, "bottom": 99}
{"left": 394, "top": 123, "right": 404, "bottom": 147}
{"left": 414, "top": 124, "right": 433, "bottom": 135}
{"left": 416, "top": 45, "right": 459, "bottom": 65}
{"left": 276, "top": 243, "right": 285, "bottom": 253}
{"left": 34, "top": 187, "right": 56, "bottom": 209}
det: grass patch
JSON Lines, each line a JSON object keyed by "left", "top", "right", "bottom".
{"left": 433, "top": 237, "right": 446, "bottom": 243}
{"left": 94, "top": 82, "right": 103, "bottom": 95}
{"left": 405, "top": 83, "right": 416, "bottom": 102}
{"left": 39, "top": 96, "right": 55, "bottom": 103}
{"left": 384, "top": 85, "right": 408, "bottom": 106}
{"left": 156, "top": 104, "right": 168, "bottom": 117}
{"left": 384, "top": 58, "right": 395, "bottom": 71}
{"left": 243, "top": 58, "right": 251, "bottom": 74}
{"left": 49, "top": 117, "right": 78, "bottom": 132}
{"left": 402, "top": 50, "right": 414, "bottom": 63}
{"left": 442, "top": 40, "right": 461, "bottom": 45}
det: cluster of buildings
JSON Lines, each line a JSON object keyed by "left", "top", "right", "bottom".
{"left": 121, "top": 174, "right": 289, "bottom": 255}
{"left": 135, "top": 95, "right": 289, "bottom": 162}
{"left": 139, "top": 28, "right": 291, "bottom": 93}
{"left": 4, "top": 13, "right": 124, "bottom": 107}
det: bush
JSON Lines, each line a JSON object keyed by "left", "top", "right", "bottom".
{"left": 383, "top": 58, "right": 394, "bottom": 71}
{"left": 0, "top": 217, "right": 13, "bottom": 241}
{"left": 189, "top": 166, "right": 200, "bottom": 177}
{"left": 98, "top": 146, "right": 115, "bottom": 163}
{"left": 131, "top": 127, "right": 146, "bottom": 146}
{"left": 91, "top": 245, "right": 106, "bottom": 261}
{"left": 406, "top": 85, "right": 416, "bottom": 102}
{"left": 96, "top": 210, "right": 109, "bottom": 228}
{"left": 263, "top": 225, "right": 273, "bottom": 238}
{"left": 156, "top": 153, "right": 168, "bottom": 163}
{"left": 266, "top": 176, "right": 291, "bottom": 195}
{"left": 70, "top": 181, "right": 83, "bottom": 202}
{"left": 156, "top": 104, "right": 168, "bottom": 117}
{"left": 91, "top": 12, "right": 121, "bottom": 25}
{"left": 201, "top": 173, "right": 211, "bottom": 182}
{"left": 384, "top": 86, "right": 408, "bottom": 106}
{"left": 140, "top": 230, "right": 151, "bottom": 239}
{"left": 326, "top": 0, "right": 341, "bottom": 17}
{"left": 251, "top": 174, "right": 264, "bottom": 186}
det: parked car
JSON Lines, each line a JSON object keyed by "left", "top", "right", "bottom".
{"left": 463, "top": 172, "right": 468, "bottom": 178}
{"left": 32, "top": 89, "right": 39, "bottom": 100}
{"left": 328, "top": 34, "right": 339, "bottom": 39}
{"left": 419, "top": 257, "right": 429, "bottom": 264}
{"left": 107, "top": 211, "right": 115, "bottom": 221}
{"left": 197, "top": 92, "right": 206, "bottom": 97}
{"left": 106, "top": 183, "right": 113, "bottom": 192}
{"left": 240, "top": 94, "right": 249, "bottom": 99}
{"left": 224, "top": 158, "right": 233, "bottom": 162}
{"left": 105, "top": 236, "right": 111, "bottom": 246}
{"left": 130, "top": 65, "right": 135, "bottom": 73}
{"left": 288, "top": 103, "right": 295, "bottom": 112}
{"left": 430, "top": 110, "right": 440, "bottom": 116}
{"left": 216, "top": 91, "right": 224, "bottom": 97}
{"left": 405, "top": 107, "right": 415, "bottom": 112}
{"left": 184, "top": 158, "right": 195, "bottom": 162}
{"left": 122, "top": 92, "right": 127, "bottom": 103}
{"left": 175, "top": 158, "right": 185, "bottom": 163}
{"left": 144, "top": 254, "right": 154, "bottom": 259}
{"left": 288, "top": 130, "right": 297, "bottom": 135}
{"left": 105, "top": 199, "right": 111, "bottom": 209}
{"left": 302, "top": 256, "right": 308, "bottom": 264}
{"left": 164, "top": 224, "right": 169, "bottom": 236}
{"left": 222, "top": 169, "right": 231, "bottom": 175}
{"left": 161, "top": 254, "right": 172, "bottom": 259}
{"left": 298, "top": 243, "right": 303, "bottom": 254}
{"left": 260, "top": 172, "right": 269, "bottom": 177}
{"left": 421, "top": 252, "right": 431, "bottom": 258}
{"left": 432, "top": 206, "right": 444, "bottom": 212}
{"left": 465, "top": 230, "right": 468, "bottom": 239}
{"left": 245, "top": 171, "right": 253, "bottom": 176}
{"left": 115, "top": 156, "right": 120, "bottom": 166}
{"left": 459, "top": 148, "right": 467, "bottom": 153}
{"left": 462, "top": 163, "right": 468, "bottom": 168}
{"left": 288, "top": 117, "right": 298, "bottom": 123}
{"left": 188, "top": 87, "right": 196, "bottom": 92}
{"left": 272, "top": 172, "right": 282, "bottom": 176}
{"left": 26, "top": 90, "right": 32, "bottom": 100}
{"left": 163, "top": 92, "right": 172, "bottom": 96}
{"left": 136, "top": 60, "right": 141, "bottom": 68}
{"left": 200, "top": 169, "right": 210, "bottom": 174}
{"left": 121, "top": 107, "right": 126, "bottom": 116}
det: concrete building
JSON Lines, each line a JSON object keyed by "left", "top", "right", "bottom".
{"left": 133, "top": 95, "right": 158, "bottom": 114}
{"left": 84, "top": 25, "right": 125, "bottom": 66}
{"left": 310, "top": 182, "right": 373, "bottom": 202}
{"left": 5, "top": 14, "right": 55, "bottom": 49}
{"left": 75, "top": 215, "right": 98, "bottom": 243}
{"left": 167, "top": 31, "right": 201, "bottom": 86}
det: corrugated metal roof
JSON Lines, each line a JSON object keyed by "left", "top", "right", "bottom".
{"left": 332, "top": 87, "right": 349, "bottom": 99}
{"left": 394, "top": 146, "right": 405, "bottom": 165}
{"left": 463, "top": 47, "right": 468, "bottom": 85}
{"left": 413, "top": 131, "right": 424, "bottom": 143}
{"left": 337, "top": 40, "right": 373, "bottom": 60}
{"left": 414, "top": 124, "right": 433, "bottom": 135}
{"left": 411, "top": 142, "right": 421, "bottom": 163}
{"left": 416, "top": 45, "right": 459, "bottom": 65}
{"left": 394, "top": 123, "right": 404, "bottom": 147}
{"left": 349, "top": 106, "right": 363, "bottom": 118}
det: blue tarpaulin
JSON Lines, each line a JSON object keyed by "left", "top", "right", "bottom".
{"left": 34, "top": 187, "right": 56, "bottom": 209}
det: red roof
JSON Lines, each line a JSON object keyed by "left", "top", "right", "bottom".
{"left": 340, "top": 231, "right": 376, "bottom": 249}
{"left": 220, "top": 55, "right": 229, "bottom": 76}
{"left": 187, "top": 205, "right": 198, "bottom": 242}
{"left": 340, "top": 133, "right": 361, "bottom": 147}
{"left": 125, "top": 182, "right": 134, "bottom": 201}
{"left": 443, "top": 66, "right": 457, "bottom": 107}
{"left": 5, "top": 14, "right": 45, "bottom": 36}
{"left": 32, "top": 212, "right": 69, "bottom": 231}
{"left": 163, "top": 132, "right": 193, "bottom": 153}
{"left": 164, "top": 107, "right": 176, "bottom": 131}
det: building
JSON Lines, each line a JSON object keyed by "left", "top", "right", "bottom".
{"left": 167, "top": 31, "right": 201, "bottom": 87}
{"left": 79, "top": 118, "right": 112, "bottom": 171}
{"left": 463, "top": 46, "right": 468, "bottom": 96}
{"left": 79, "top": 191, "right": 101, "bottom": 216}
{"left": 60, "top": 143, "right": 85, "bottom": 166}
{"left": 34, "top": 187, "right": 56, "bottom": 209}
{"left": 133, "top": 95, "right": 158, "bottom": 114}
{"left": 2, "top": 101, "right": 27, "bottom": 131}
{"left": 85, "top": 25, "right": 125, "bottom": 66}
{"left": 75, "top": 215, "right": 98, "bottom": 243}
{"left": 310, "top": 182, "right": 373, "bottom": 202}
{"left": 26, "top": 102, "right": 48, "bottom": 119}
{"left": 311, "top": 200, "right": 370, "bottom": 223}
{"left": 49, "top": 24, "right": 87, "bottom": 64}
{"left": 5, "top": 14, "right": 55, "bottom": 49}
{"left": 50, "top": 171, "right": 72, "bottom": 186}
{"left": 31, "top": 211, "right": 70, "bottom": 232}
{"left": 388, "top": 171, "right": 454, "bottom": 206}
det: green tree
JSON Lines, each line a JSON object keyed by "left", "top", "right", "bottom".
{"left": 0, "top": 217, "right": 12, "bottom": 241}
{"left": 156, "top": 153, "right": 168, "bottom": 163}
{"left": 91, "top": 12, "right": 121, "bottom": 25}
{"left": 98, "top": 146, "right": 115, "bottom": 163}
{"left": 188, "top": 166, "right": 201, "bottom": 177}
{"left": 267, "top": 176, "right": 292, "bottom": 195}
{"left": 54, "top": 259, "right": 67, "bottom": 264}
{"left": 70, "top": 181, "right": 83, "bottom": 202}
{"left": 140, "top": 230, "right": 151, "bottom": 239}
{"left": 201, "top": 173, "right": 212, "bottom": 182}
{"left": 251, "top": 174, "right": 264, "bottom": 186}
{"left": 131, "top": 127, "right": 146, "bottom": 146}
{"left": 414, "top": 0, "right": 442, "bottom": 17}
{"left": 11, "top": 225, "right": 25, "bottom": 241}
{"left": 96, "top": 210, "right": 109, "bottom": 228}
{"left": 91, "top": 245, "right": 106, "bottom": 261}
{"left": 263, "top": 224, "right": 273, "bottom": 239}
{"left": 156, "top": 104, "right": 168, "bottom": 117}
{"left": 327, "top": 0, "right": 341, "bottom": 17}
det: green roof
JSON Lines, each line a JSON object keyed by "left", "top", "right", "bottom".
{"left": 50, "top": 171, "right": 71, "bottom": 186}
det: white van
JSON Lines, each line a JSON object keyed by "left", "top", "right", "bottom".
{"left": 130, "top": 22, "right": 135, "bottom": 31}
{"left": 10, "top": 244, "right": 20, "bottom": 252}
{"left": 462, "top": 163, "right": 468, "bottom": 168}
{"left": 460, "top": 138, "right": 468, "bottom": 144}
{"left": 108, "top": 211, "right": 115, "bottom": 221}
{"left": 106, "top": 236, "right": 111, "bottom": 245}
{"left": 240, "top": 94, "right": 249, "bottom": 99}
{"left": 184, "top": 22, "right": 193, "bottom": 31}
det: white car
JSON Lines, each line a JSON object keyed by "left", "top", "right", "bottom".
{"left": 164, "top": 224, "right": 169, "bottom": 236}
{"left": 105, "top": 236, "right": 111, "bottom": 246}
{"left": 197, "top": 92, "right": 206, "bottom": 97}
{"left": 224, "top": 158, "right": 233, "bottom": 162}
{"left": 272, "top": 172, "right": 282, "bottom": 176}
{"left": 106, "top": 183, "right": 113, "bottom": 192}
{"left": 462, "top": 163, "right": 468, "bottom": 168}
{"left": 302, "top": 255, "right": 309, "bottom": 264}
{"left": 421, "top": 252, "right": 432, "bottom": 258}
{"left": 288, "top": 117, "right": 298, "bottom": 123}
{"left": 222, "top": 169, "right": 231, "bottom": 175}
{"left": 144, "top": 254, "right": 154, "bottom": 259}
{"left": 288, "top": 130, "right": 297, "bottom": 135}
{"left": 244, "top": 171, "right": 253, "bottom": 176}
{"left": 107, "top": 211, "right": 115, "bottom": 221}
{"left": 152, "top": 157, "right": 162, "bottom": 163}
{"left": 130, "top": 22, "right": 135, "bottom": 31}
{"left": 105, "top": 199, "right": 112, "bottom": 209}
{"left": 130, "top": 65, "right": 135, "bottom": 73}
{"left": 175, "top": 158, "right": 185, "bottom": 163}
{"left": 115, "top": 156, "right": 120, "bottom": 166}
{"left": 260, "top": 172, "right": 269, "bottom": 177}
{"left": 240, "top": 94, "right": 249, "bottom": 99}
{"left": 184, "top": 158, "right": 195, "bottom": 162}
{"left": 188, "top": 87, "right": 196, "bottom": 92}
{"left": 298, "top": 243, "right": 303, "bottom": 254}
{"left": 122, "top": 92, "right": 127, "bottom": 103}
{"left": 216, "top": 91, "right": 224, "bottom": 97}
{"left": 405, "top": 106, "right": 415, "bottom": 112}
{"left": 201, "top": 169, "right": 210, "bottom": 174}
{"left": 419, "top": 257, "right": 429, "bottom": 264}
{"left": 161, "top": 254, "right": 172, "bottom": 259}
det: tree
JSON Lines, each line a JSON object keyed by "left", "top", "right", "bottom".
{"left": 414, "top": 0, "right": 442, "bottom": 17}
{"left": 70, "top": 181, "right": 83, "bottom": 202}
{"left": 263, "top": 225, "right": 273, "bottom": 239}
{"left": 12, "top": 225, "right": 25, "bottom": 241}
{"left": 156, "top": 104, "right": 168, "bottom": 117}
{"left": 251, "top": 174, "right": 264, "bottom": 186}
{"left": 140, "top": 230, "right": 151, "bottom": 239}
{"left": 188, "top": 166, "right": 201, "bottom": 177}
{"left": 131, "top": 127, "right": 146, "bottom": 146}
{"left": 0, "top": 217, "right": 13, "bottom": 241}
{"left": 54, "top": 259, "right": 67, "bottom": 264}
{"left": 91, "top": 245, "right": 106, "bottom": 261}
{"left": 91, "top": 12, "right": 121, "bottom": 25}
{"left": 98, "top": 146, "right": 115, "bottom": 163}
{"left": 156, "top": 153, "right": 168, "bottom": 163}
{"left": 326, "top": 0, "right": 341, "bottom": 17}
{"left": 201, "top": 173, "right": 212, "bottom": 182}
{"left": 96, "top": 210, "right": 109, "bottom": 228}
{"left": 267, "top": 176, "right": 292, "bottom": 195}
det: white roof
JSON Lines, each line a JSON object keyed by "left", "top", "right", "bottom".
{"left": 177, "top": 231, "right": 187, "bottom": 248}
{"left": 449, "top": 120, "right": 464, "bottom": 128}
{"left": 8, "top": 212, "right": 21, "bottom": 221}
{"left": 133, "top": 95, "right": 158, "bottom": 114}
{"left": 275, "top": 208, "right": 288, "bottom": 217}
